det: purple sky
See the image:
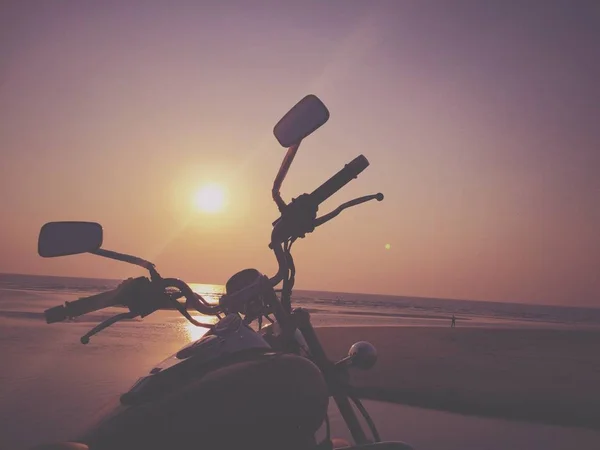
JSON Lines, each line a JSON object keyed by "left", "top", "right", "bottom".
{"left": 1, "top": 1, "right": 598, "bottom": 306}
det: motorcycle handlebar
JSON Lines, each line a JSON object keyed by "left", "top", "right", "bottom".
{"left": 308, "top": 155, "right": 369, "bottom": 206}
{"left": 44, "top": 277, "right": 221, "bottom": 325}
{"left": 44, "top": 157, "right": 375, "bottom": 323}
{"left": 268, "top": 155, "right": 371, "bottom": 286}
{"left": 44, "top": 288, "right": 122, "bottom": 324}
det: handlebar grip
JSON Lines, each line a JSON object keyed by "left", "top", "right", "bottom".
{"left": 309, "top": 155, "right": 370, "bottom": 206}
{"left": 45, "top": 304, "right": 68, "bottom": 324}
{"left": 44, "top": 288, "right": 121, "bottom": 323}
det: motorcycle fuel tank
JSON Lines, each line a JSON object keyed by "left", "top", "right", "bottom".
{"left": 80, "top": 314, "right": 329, "bottom": 450}
{"left": 120, "top": 313, "right": 272, "bottom": 405}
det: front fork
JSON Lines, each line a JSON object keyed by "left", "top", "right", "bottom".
{"left": 292, "top": 308, "right": 369, "bottom": 446}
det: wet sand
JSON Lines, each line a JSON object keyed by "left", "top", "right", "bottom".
{"left": 316, "top": 326, "right": 600, "bottom": 430}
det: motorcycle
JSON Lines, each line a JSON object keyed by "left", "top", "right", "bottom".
{"left": 32, "top": 95, "right": 413, "bottom": 450}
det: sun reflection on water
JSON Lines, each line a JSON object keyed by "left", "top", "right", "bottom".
{"left": 181, "top": 283, "right": 225, "bottom": 342}
{"left": 189, "top": 283, "right": 225, "bottom": 305}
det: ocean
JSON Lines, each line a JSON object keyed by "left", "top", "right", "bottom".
{"left": 2, "top": 272, "right": 600, "bottom": 329}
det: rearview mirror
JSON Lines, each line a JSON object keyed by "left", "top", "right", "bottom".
{"left": 38, "top": 221, "right": 103, "bottom": 257}
{"left": 346, "top": 341, "right": 377, "bottom": 370}
{"left": 273, "top": 94, "right": 330, "bottom": 148}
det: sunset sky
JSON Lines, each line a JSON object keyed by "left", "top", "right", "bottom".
{"left": 1, "top": 1, "right": 598, "bottom": 306}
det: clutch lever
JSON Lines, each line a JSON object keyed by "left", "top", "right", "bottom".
{"left": 314, "top": 193, "right": 384, "bottom": 227}
{"left": 80, "top": 311, "right": 138, "bottom": 344}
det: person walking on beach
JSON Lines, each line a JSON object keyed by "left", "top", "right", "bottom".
{"left": 451, "top": 314, "right": 456, "bottom": 328}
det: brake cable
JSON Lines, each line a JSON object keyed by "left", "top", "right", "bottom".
{"left": 167, "top": 295, "right": 213, "bottom": 328}
{"left": 349, "top": 394, "right": 381, "bottom": 442}
{"left": 281, "top": 240, "right": 295, "bottom": 313}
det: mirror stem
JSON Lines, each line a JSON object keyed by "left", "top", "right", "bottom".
{"left": 272, "top": 141, "right": 301, "bottom": 212}
{"left": 90, "top": 249, "right": 160, "bottom": 280}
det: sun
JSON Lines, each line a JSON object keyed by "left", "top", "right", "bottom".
{"left": 194, "top": 184, "right": 225, "bottom": 213}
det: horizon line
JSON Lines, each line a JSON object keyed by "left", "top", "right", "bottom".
{"left": 1, "top": 271, "right": 597, "bottom": 311}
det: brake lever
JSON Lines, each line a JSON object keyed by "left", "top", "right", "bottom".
{"left": 314, "top": 193, "right": 384, "bottom": 227}
{"left": 80, "top": 311, "right": 138, "bottom": 344}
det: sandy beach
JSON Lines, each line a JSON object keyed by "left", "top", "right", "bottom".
{"left": 317, "top": 326, "right": 600, "bottom": 430}
{"left": 2, "top": 318, "right": 600, "bottom": 449}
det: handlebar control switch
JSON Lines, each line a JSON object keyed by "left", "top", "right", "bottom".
{"left": 272, "top": 193, "right": 318, "bottom": 243}
{"left": 124, "top": 276, "right": 167, "bottom": 317}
